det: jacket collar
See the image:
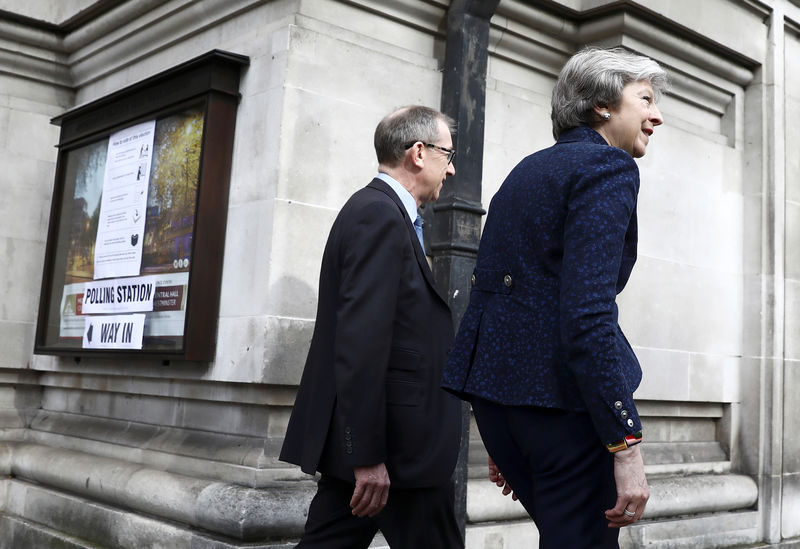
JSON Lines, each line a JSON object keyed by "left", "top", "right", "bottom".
{"left": 367, "top": 178, "right": 449, "bottom": 306}
{"left": 556, "top": 125, "right": 610, "bottom": 146}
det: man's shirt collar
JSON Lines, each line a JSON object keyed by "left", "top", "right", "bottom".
{"left": 376, "top": 172, "right": 418, "bottom": 221}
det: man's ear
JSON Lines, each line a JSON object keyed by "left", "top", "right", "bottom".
{"left": 407, "top": 143, "right": 425, "bottom": 169}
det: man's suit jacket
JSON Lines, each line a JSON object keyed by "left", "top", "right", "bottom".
{"left": 280, "top": 178, "right": 461, "bottom": 488}
{"left": 442, "top": 126, "right": 643, "bottom": 446}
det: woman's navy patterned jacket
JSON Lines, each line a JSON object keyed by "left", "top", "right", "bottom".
{"left": 442, "top": 125, "right": 643, "bottom": 446}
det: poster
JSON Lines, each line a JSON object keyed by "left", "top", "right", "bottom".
{"left": 82, "top": 275, "right": 157, "bottom": 314}
{"left": 83, "top": 314, "right": 145, "bottom": 350}
{"left": 60, "top": 272, "right": 189, "bottom": 339}
{"left": 94, "top": 120, "right": 156, "bottom": 279}
{"left": 51, "top": 109, "right": 205, "bottom": 348}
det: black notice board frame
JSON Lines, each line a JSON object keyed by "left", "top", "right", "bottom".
{"left": 34, "top": 50, "right": 249, "bottom": 361}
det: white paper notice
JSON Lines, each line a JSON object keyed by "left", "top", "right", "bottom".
{"left": 94, "top": 120, "right": 156, "bottom": 280}
{"left": 82, "top": 275, "right": 157, "bottom": 314}
{"left": 83, "top": 314, "right": 146, "bottom": 350}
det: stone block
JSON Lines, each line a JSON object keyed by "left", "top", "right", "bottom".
{"left": 642, "top": 0, "right": 768, "bottom": 61}
{"left": 654, "top": 93, "right": 726, "bottom": 141}
{"left": 787, "top": 34, "right": 800, "bottom": 102}
{"left": 466, "top": 479, "right": 528, "bottom": 522}
{"left": 618, "top": 257, "right": 743, "bottom": 357}
{"left": 276, "top": 88, "right": 383, "bottom": 208}
{"left": 644, "top": 474, "right": 757, "bottom": 519}
{"left": 635, "top": 127, "right": 743, "bottom": 272}
{"left": 743, "top": 272, "right": 768, "bottom": 358}
{"left": 234, "top": 25, "right": 291, "bottom": 99}
{"left": 1, "top": 478, "right": 302, "bottom": 548}
{"left": 0, "top": 74, "right": 73, "bottom": 113}
{"left": 488, "top": 55, "right": 558, "bottom": 104}
{"left": 219, "top": 200, "right": 275, "bottom": 318}
{"left": 261, "top": 315, "right": 315, "bottom": 386}
{"left": 620, "top": 510, "right": 759, "bottom": 548}
{"left": 641, "top": 417, "right": 717, "bottom": 443}
{"left": 0, "top": 321, "right": 34, "bottom": 369}
{"left": 742, "top": 194, "right": 763, "bottom": 276}
{"left": 786, "top": 201, "right": 800, "bottom": 282}
{"left": 5, "top": 444, "right": 314, "bottom": 540}
{"left": 227, "top": 88, "right": 283, "bottom": 206}
{"left": 786, "top": 95, "right": 800, "bottom": 204}
{"left": 484, "top": 64, "right": 554, "bottom": 151}
{"left": 688, "top": 353, "right": 740, "bottom": 403}
{"left": 782, "top": 472, "right": 800, "bottom": 538}
{"left": 285, "top": 23, "right": 440, "bottom": 110}
{"left": 176, "top": 397, "right": 271, "bottom": 438}
{"left": 0, "top": 237, "right": 47, "bottom": 323}
{"left": 0, "top": 515, "right": 91, "bottom": 549}
{"left": 38, "top": 386, "right": 278, "bottom": 439}
{"left": 297, "top": 0, "right": 444, "bottom": 62}
{"left": 266, "top": 199, "right": 338, "bottom": 319}
{"left": 0, "top": 103, "right": 8, "bottom": 151}
{"left": 211, "top": 315, "right": 270, "bottom": 383}
{"left": 6, "top": 108, "right": 60, "bottom": 163}
{"left": 41, "top": 388, "right": 172, "bottom": 429}
{"left": 480, "top": 141, "right": 530, "bottom": 210}
{"left": 640, "top": 441, "right": 726, "bottom": 466}
{"left": 786, "top": 280, "right": 800, "bottom": 360}
{"left": 464, "top": 519, "right": 539, "bottom": 549}
{"left": 784, "top": 361, "right": 800, "bottom": 474}
{"left": 0, "top": 151, "right": 54, "bottom": 242}
{"left": 634, "top": 347, "right": 690, "bottom": 401}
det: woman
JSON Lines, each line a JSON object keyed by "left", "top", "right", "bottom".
{"left": 442, "top": 47, "right": 667, "bottom": 548}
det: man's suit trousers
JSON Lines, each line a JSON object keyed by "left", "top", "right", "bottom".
{"left": 295, "top": 475, "right": 462, "bottom": 549}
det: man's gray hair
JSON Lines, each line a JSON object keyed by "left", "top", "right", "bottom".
{"left": 374, "top": 106, "right": 456, "bottom": 166}
{"left": 551, "top": 47, "right": 669, "bottom": 140}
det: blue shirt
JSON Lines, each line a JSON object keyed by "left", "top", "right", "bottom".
{"left": 376, "top": 172, "right": 419, "bottom": 223}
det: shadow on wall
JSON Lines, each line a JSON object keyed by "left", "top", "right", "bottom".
{"left": 263, "top": 275, "right": 318, "bottom": 385}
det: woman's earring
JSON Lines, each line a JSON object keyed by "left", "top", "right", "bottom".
{"left": 602, "top": 112, "right": 611, "bottom": 120}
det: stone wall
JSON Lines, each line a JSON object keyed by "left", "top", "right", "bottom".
{"left": 0, "top": 0, "right": 799, "bottom": 547}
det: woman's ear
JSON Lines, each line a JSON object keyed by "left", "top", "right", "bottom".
{"left": 592, "top": 103, "right": 610, "bottom": 121}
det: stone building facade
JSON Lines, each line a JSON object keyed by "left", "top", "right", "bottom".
{"left": 0, "top": 0, "right": 798, "bottom": 547}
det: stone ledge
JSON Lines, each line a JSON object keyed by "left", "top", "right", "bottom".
{"left": 0, "top": 476, "right": 392, "bottom": 549}
{"left": 0, "top": 514, "right": 94, "bottom": 549}
{"left": 467, "top": 473, "right": 757, "bottom": 522}
{"left": 0, "top": 442, "right": 314, "bottom": 541}
{"left": 1, "top": 478, "right": 295, "bottom": 549}
{"left": 621, "top": 510, "right": 759, "bottom": 548}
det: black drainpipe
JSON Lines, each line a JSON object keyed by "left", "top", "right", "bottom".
{"left": 423, "top": 0, "right": 500, "bottom": 539}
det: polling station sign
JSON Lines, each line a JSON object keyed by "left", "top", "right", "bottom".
{"left": 82, "top": 276, "right": 157, "bottom": 314}
{"left": 83, "top": 314, "right": 145, "bottom": 350}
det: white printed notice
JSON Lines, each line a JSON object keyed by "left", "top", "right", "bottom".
{"left": 83, "top": 314, "right": 145, "bottom": 350}
{"left": 82, "top": 275, "right": 157, "bottom": 314}
{"left": 94, "top": 120, "right": 156, "bottom": 280}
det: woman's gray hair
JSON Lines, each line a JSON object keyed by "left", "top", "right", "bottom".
{"left": 374, "top": 105, "right": 456, "bottom": 166}
{"left": 551, "top": 47, "right": 669, "bottom": 140}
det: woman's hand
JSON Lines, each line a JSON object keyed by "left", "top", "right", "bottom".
{"left": 488, "top": 456, "right": 518, "bottom": 500}
{"left": 605, "top": 444, "right": 649, "bottom": 527}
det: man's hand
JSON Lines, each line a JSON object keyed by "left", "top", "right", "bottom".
{"left": 488, "top": 456, "right": 517, "bottom": 501}
{"left": 605, "top": 444, "right": 649, "bottom": 527}
{"left": 350, "top": 463, "right": 391, "bottom": 517}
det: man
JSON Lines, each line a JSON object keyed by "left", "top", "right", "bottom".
{"left": 279, "top": 105, "right": 463, "bottom": 548}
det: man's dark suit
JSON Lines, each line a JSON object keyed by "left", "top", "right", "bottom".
{"left": 280, "top": 178, "right": 462, "bottom": 546}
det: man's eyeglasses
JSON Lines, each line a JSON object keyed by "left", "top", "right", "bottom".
{"left": 404, "top": 141, "right": 456, "bottom": 164}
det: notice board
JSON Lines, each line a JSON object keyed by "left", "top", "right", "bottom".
{"left": 35, "top": 50, "right": 249, "bottom": 360}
